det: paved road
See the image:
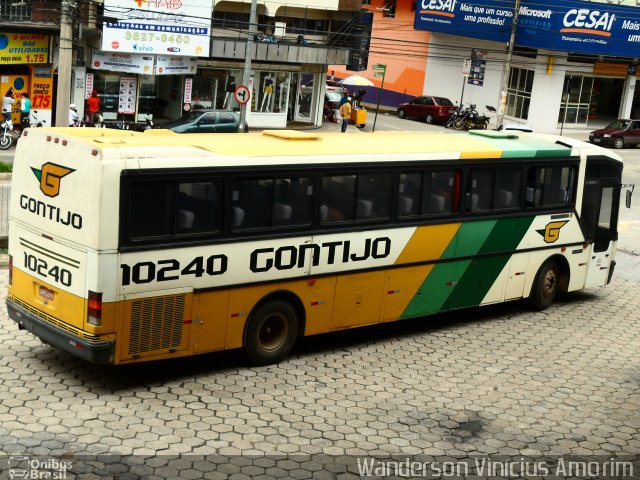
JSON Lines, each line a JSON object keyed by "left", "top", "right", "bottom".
{"left": 0, "top": 253, "right": 639, "bottom": 476}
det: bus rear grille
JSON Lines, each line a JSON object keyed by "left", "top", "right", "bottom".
{"left": 128, "top": 295, "right": 185, "bottom": 355}
{"left": 8, "top": 295, "right": 101, "bottom": 342}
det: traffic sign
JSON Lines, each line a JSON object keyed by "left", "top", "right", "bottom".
{"left": 372, "top": 63, "right": 386, "bottom": 70}
{"left": 374, "top": 72, "right": 384, "bottom": 77}
{"left": 234, "top": 85, "right": 251, "bottom": 104}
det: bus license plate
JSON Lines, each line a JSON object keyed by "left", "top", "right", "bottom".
{"left": 39, "top": 286, "right": 54, "bottom": 302}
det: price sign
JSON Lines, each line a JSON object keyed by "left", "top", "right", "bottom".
{"left": 234, "top": 85, "right": 251, "bottom": 105}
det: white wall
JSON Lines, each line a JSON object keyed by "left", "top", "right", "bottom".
{"left": 425, "top": 34, "right": 506, "bottom": 124}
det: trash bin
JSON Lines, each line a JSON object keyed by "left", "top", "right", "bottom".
{"left": 350, "top": 108, "right": 366, "bottom": 127}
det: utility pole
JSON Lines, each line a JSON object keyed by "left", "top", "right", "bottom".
{"left": 55, "top": 0, "right": 75, "bottom": 127}
{"left": 495, "top": 0, "right": 520, "bottom": 128}
{"left": 239, "top": 0, "right": 258, "bottom": 132}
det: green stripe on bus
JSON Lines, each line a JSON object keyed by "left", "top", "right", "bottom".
{"left": 516, "top": 137, "right": 573, "bottom": 158}
{"left": 473, "top": 136, "right": 538, "bottom": 158}
{"left": 401, "top": 217, "right": 534, "bottom": 318}
{"left": 442, "top": 216, "right": 535, "bottom": 309}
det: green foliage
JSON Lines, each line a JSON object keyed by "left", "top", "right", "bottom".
{"left": 0, "top": 162, "right": 12, "bottom": 173}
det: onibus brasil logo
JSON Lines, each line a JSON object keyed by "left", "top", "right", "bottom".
{"left": 31, "top": 163, "right": 75, "bottom": 198}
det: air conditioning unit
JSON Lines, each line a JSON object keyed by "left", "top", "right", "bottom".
{"left": 274, "top": 22, "right": 286, "bottom": 38}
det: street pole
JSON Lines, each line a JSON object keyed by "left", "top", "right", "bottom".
{"left": 372, "top": 64, "right": 386, "bottom": 133}
{"left": 239, "top": 0, "right": 258, "bottom": 132}
{"left": 55, "top": 0, "right": 74, "bottom": 127}
{"left": 495, "top": 0, "right": 520, "bottom": 128}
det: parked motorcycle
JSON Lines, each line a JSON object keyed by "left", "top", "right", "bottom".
{"left": 0, "top": 119, "right": 13, "bottom": 150}
{"left": 444, "top": 105, "right": 464, "bottom": 129}
{"left": 452, "top": 104, "right": 494, "bottom": 131}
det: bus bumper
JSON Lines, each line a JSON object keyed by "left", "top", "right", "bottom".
{"left": 6, "top": 299, "right": 115, "bottom": 364}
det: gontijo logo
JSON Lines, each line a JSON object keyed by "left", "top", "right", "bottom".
{"left": 31, "top": 163, "right": 75, "bottom": 198}
{"left": 420, "top": 0, "right": 456, "bottom": 17}
{"left": 562, "top": 9, "right": 616, "bottom": 37}
{"left": 537, "top": 221, "right": 568, "bottom": 244}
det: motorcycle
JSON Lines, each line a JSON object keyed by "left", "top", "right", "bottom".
{"left": 452, "top": 104, "right": 493, "bottom": 131}
{"left": 0, "top": 118, "right": 13, "bottom": 150}
{"left": 15, "top": 110, "right": 46, "bottom": 138}
{"left": 444, "top": 104, "right": 464, "bottom": 129}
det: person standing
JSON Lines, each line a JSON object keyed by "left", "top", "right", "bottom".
{"left": 20, "top": 93, "right": 31, "bottom": 128}
{"left": 2, "top": 89, "right": 15, "bottom": 124}
{"left": 339, "top": 97, "right": 352, "bottom": 133}
{"left": 87, "top": 89, "right": 101, "bottom": 126}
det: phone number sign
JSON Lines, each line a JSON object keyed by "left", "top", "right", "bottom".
{"left": 101, "top": 0, "right": 211, "bottom": 57}
{"left": 0, "top": 33, "right": 49, "bottom": 64}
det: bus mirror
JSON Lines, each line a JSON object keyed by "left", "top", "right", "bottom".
{"left": 626, "top": 189, "right": 632, "bottom": 209}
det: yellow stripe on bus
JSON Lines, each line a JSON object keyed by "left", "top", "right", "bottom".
{"left": 395, "top": 224, "right": 460, "bottom": 265}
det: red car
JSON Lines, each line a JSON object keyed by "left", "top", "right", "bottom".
{"left": 397, "top": 96, "right": 456, "bottom": 124}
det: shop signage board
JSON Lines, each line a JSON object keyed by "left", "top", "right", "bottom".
{"left": 414, "top": 0, "right": 513, "bottom": 43}
{"left": 184, "top": 78, "right": 193, "bottom": 105}
{"left": 0, "top": 33, "right": 49, "bottom": 64}
{"left": 101, "top": 0, "right": 211, "bottom": 57}
{"left": 91, "top": 51, "right": 154, "bottom": 74}
{"left": 118, "top": 77, "right": 137, "bottom": 115}
{"left": 415, "top": 0, "right": 640, "bottom": 58}
{"left": 516, "top": 0, "right": 640, "bottom": 58}
{"left": 155, "top": 56, "right": 197, "bottom": 75}
{"left": 85, "top": 73, "right": 94, "bottom": 100}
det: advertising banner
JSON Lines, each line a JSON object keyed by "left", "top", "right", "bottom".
{"left": 467, "top": 49, "right": 487, "bottom": 86}
{"left": 414, "top": 0, "right": 514, "bottom": 43}
{"left": 91, "top": 51, "right": 154, "bottom": 75}
{"left": 516, "top": 0, "right": 640, "bottom": 58}
{"left": 0, "top": 33, "right": 49, "bottom": 64}
{"left": 155, "top": 56, "right": 197, "bottom": 75}
{"left": 118, "top": 77, "right": 137, "bottom": 115}
{"left": 101, "top": 0, "right": 211, "bottom": 57}
{"left": 415, "top": 1, "right": 640, "bottom": 58}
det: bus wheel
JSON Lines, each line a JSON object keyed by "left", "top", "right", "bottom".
{"left": 529, "top": 260, "right": 559, "bottom": 311}
{"left": 244, "top": 300, "right": 299, "bottom": 365}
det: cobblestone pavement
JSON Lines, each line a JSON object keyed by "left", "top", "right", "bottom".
{"left": 0, "top": 254, "right": 639, "bottom": 478}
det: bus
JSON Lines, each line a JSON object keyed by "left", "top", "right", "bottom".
{"left": 6, "top": 128, "right": 626, "bottom": 365}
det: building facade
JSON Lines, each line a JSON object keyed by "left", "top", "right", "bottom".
{"left": 332, "top": 0, "right": 640, "bottom": 133}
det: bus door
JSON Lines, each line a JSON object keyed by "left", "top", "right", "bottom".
{"left": 581, "top": 161, "right": 621, "bottom": 288}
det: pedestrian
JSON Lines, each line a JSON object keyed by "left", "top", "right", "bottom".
{"left": 339, "top": 97, "right": 352, "bottom": 133}
{"left": 329, "top": 70, "right": 335, "bottom": 81}
{"left": 20, "top": 92, "right": 31, "bottom": 128}
{"left": 87, "top": 89, "right": 101, "bottom": 126}
{"left": 2, "top": 89, "right": 15, "bottom": 124}
{"left": 68, "top": 104, "right": 80, "bottom": 127}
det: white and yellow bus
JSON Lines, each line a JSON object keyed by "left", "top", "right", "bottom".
{"left": 6, "top": 128, "right": 625, "bottom": 365}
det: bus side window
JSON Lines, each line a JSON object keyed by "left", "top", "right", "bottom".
{"left": 129, "top": 181, "right": 174, "bottom": 239}
{"left": 493, "top": 168, "right": 521, "bottom": 210}
{"left": 233, "top": 178, "right": 274, "bottom": 230}
{"left": 357, "top": 172, "right": 391, "bottom": 220}
{"left": 274, "top": 177, "right": 313, "bottom": 227}
{"left": 321, "top": 175, "right": 356, "bottom": 223}
{"left": 398, "top": 172, "right": 421, "bottom": 218}
{"left": 526, "top": 166, "right": 575, "bottom": 208}
{"left": 468, "top": 169, "right": 493, "bottom": 212}
{"left": 426, "top": 170, "right": 455, "bottom": 215}
{"left": 177, "top": 181, "right": 221, "bottom": 234}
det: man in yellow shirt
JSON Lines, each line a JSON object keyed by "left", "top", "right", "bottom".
{"left": 339, "top": 97, "right": 352, "bottom": 133}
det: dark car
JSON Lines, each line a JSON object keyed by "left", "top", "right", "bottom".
{"left": 589, "top": 119, "right": 640, "bottom": 149}
{"left": 397, "top": 96, "right": 457, "bottom": 124}
{"left": 323, "top": 91, "right": 343, "bottom": 122}
{"left": 158, "top": 110, "right": 242, "bottom": 133}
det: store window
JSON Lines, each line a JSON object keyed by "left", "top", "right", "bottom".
{"left": 506, "top": 68, "right": 534, "bottom": 120}
{"left": 192, "top": 69, "right": 243, "bottom": 111}
{"left": 558, "top": 75, "right": 593, "bottom": 125}
{"left": 253, "top": 71, "right": 289, "bottom": 114}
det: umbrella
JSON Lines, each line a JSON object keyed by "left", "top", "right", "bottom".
{"left": 339, "top": 75, "right": 374, "bottom": 87}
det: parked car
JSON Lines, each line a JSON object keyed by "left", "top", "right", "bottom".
{"left": 397, "top": 96, "right": 457, "bottom": 124}
{"left": 157, "top": 110, "right": 243, "bottom": 133}
{"left": 589, "top": 119, "right": 640, "bottom": 149}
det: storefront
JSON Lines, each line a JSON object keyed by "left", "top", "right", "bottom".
{"left": 415, "top": 0, "right": 640, "bottom": 133}
{"left": 0, "top": 32, "right": 54, "bottom": 126}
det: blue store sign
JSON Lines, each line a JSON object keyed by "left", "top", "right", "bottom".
{"left": 414, "top": 0, "right": 514, "bottom": 43}
{"left": 415, "top": 0, "right": 640, "bottom": 58}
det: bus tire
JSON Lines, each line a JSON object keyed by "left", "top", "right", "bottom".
{"left": 243, "top": 299, "right": 299, "bottom": 365}
{"left": 529, "top": 260, "right": 559, "bottom": 311}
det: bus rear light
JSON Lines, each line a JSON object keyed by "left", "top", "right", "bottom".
{"left": 8, "top": 254, "right": 12, "bottom": 286}
{"left": 54, "top": 137, "right": 59, "bottom": 144}
{"left": 87, "top": 291, "right": 102, "bottom": 326}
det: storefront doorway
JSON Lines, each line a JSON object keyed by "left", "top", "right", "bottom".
{"left": 558, "top": 75, "right": 625, "bottom": 128}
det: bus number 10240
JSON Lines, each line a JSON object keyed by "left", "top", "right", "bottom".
{"left": 120, "top": 255, "right": 228, "bottom": 286}
{"left": 23, "top": 252, "right": 72, "bottom": 287}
